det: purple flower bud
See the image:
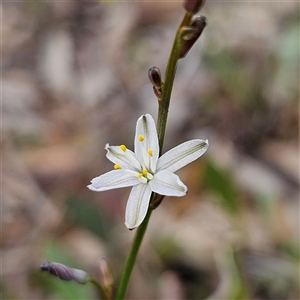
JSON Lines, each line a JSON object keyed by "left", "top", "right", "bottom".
{"left": 179, "top": 16, "right": 207, "bottom": 59}
{"left": 183, "top": 0, "right": 206, "bottom": 14}
{"left": 40, "top": 262, "right": 90, "bottom": 284}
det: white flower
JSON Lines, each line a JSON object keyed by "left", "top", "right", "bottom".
{"left": 88, "top": 114, "right": 208, "bottom": 229}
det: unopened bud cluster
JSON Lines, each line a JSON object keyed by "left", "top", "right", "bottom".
{"left": 179, "top": 16, "right": 207, "bottom": 58}
{"left": 180, "top": 0, "right": 207, "bottom": 58}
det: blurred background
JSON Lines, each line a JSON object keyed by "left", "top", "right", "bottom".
{"left": 2, "top": 1, "right": 299, "bottom": 299}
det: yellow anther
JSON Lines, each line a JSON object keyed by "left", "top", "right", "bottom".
{"left": 148, "top": 149, "right": 153, "bottom": 157}
{"left": 114, "top": 164, "right": 121, "bottom": 170}
{"left": 138, "top": 173, "right": 143, "bottom": 178}
{"left": 142, "top": 169, "right": 148, "bottom": 175}
{"left": 138, "top": 135, "right": 144, "bottom": 142}
{"left": 120, "top": 145, "right": 127, "bottom": 152}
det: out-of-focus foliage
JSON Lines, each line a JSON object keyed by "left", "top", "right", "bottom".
{"left": 204, "top": 160, "right": 240, "bottom": 214}
{"left": 2, "top": 1, "right": 299, "bottom": 299}
{"left": 65, "top": 196, "right": 114, "bottom": 242}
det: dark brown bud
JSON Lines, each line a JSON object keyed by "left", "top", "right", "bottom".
{"left": 148, "top": 66, "right": 162, "bottom": 88}
{"left": 40, "top": 262, "right": 90, "bottom": 284}
{"left": 148, "top": 66, "right": 163, "bottom": 100}
{"left": 183, "top": 0, "right": 205, "bottom": 14}
{"left": 179, "top": 16, "right": 207, "bottom": 59}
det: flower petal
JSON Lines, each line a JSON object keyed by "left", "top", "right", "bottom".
{"left": 106, "top": 144, "right": 141, "bottom": 171}
{"left": 157, "top": 139, "right": 208, "bottom": 173}
{"left": 125, "top": 183, "right": 152, "bottom": 229}
{"left": 149, "top": 170, "right": 187, "bottom": 196}
{"left": 88, "top": 170, "right": 140, "bottom": 192}
{"left": 134, "top": 114, "right": 159, "bottom": 173}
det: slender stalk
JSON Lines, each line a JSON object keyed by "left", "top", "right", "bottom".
{"left": 115, "top": 11, "right": 193, "bottom": 300}
{"left": 115, "top": 208, "right": 153, "bottom": 300}
{"left": 157, "top": 12, "right": 193, "bottom": 153}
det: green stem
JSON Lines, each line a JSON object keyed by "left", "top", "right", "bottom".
{"left": 115, "top": 208, "right": 153, "bottom": 300}
{"left": 115, "top": 11, "right": 193, "bottom": 300}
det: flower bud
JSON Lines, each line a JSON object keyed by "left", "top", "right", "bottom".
{"left": 148, "top": 66, "right": 163, "bottom": 100}
{"left": 40, "top": 262, "right": 90, "bottom": 284}
{"left": 148, "top": 66, "right": 162, "bottom": 88}
{"left": 179, "top": 16, "right": 207, "bottom": 59}
{"left": 184, "top": 0, "right": 205, "bottom": 14}
{"left": 99, "top": 258, "right": 113, "bottom": 288}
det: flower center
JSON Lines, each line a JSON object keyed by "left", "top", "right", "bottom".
{"left": 137, "top": 169, "right": 153, "bottom": 183}
{"left": 114, "top": 143, "right": 155, "bottom": 184}
{"left": 138, "top": 169, "right": 153, "bottom": 183}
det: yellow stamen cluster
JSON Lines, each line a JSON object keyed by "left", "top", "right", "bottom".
{"left": 148, "top": 149, "right": 153, "bottom": 157}
{"left": 137, "top": 169, "right": 152, "bottom": 183}
{"left": 114, "top": 164, "right": 121, "bottom": 170}
{"left": 138, "top": 135, "right": 144, "bottom": 142}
